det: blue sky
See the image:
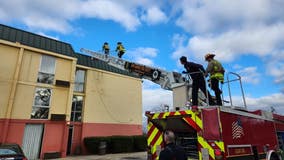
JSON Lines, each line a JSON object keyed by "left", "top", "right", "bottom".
{"left": 1, "top": 0, "right": 284, "bottom": 113}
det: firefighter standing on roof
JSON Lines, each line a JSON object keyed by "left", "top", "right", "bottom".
{"left": 180, "top": 56, "right": 215, "bottom": 107}
{"left": 102, "top": 42, "right": 110, "bottom": 58}
{"left": 116, "top": 42, "right": 125, "bottom": 58}
{"left": 204, "top": 53, "right": 225, "bottom": 106}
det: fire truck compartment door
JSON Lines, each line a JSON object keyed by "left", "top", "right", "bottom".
{"left": 202, "top": 108, "right": 221, "bottom": 140}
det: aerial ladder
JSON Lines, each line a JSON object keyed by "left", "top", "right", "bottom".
{"left": 80, "top": 48, "right": 185, "bottom": 90}
{"left": 80, "top": 48, "right": 211, "bottom": 107}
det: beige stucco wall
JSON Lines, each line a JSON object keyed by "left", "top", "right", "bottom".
{"left": 50, "top": 87, "right": 70, "bottom": 115}
{"left": 55, "top": 58, "right": 72, "bottom": 82}
{"left": 0, "top": 44, "right": 19, "bottom": 118}
{"left": 83, "top": 69, "right": 142, "bottom": 125}
{"left": 18, "top": 50, "right": 41, "bottom": 83}
{"left": 11, "top": 84, "right": 34, "bottom": 119}
{"left": 0, "top": 40, "right": 76, "bottom": 120}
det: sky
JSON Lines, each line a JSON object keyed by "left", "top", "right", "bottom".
{"left": 1, "top": 0, "right": 284, "bottom": 114}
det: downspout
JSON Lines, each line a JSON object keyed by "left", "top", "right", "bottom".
{"left": 60, "top": 59, "right": 77, "bottom": 156}
{"left": 2, "top": 44, "right": 24, "bottom": 142}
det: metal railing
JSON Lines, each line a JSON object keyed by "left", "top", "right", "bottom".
{"left": 224, "top": 72, "right": 247, "bottom": 109}
{"left": 185, "top": 71, "right": 247, "bottom": 110}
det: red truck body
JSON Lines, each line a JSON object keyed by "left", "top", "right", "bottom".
{"left": 146, "top": 106, "right": 284, "bottom": 160}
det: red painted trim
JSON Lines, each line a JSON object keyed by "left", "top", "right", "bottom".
{"left": 81, "top": 122, "right": 142, "bottom": 137}
{"left": 1, "top": 119, "right": 9, "bottom": 142}
{"left": 0, "top": 118, "right": 68, "bottom": 159}
{"left": 169, "top": 112, "right": 176, "bottom": 116}
{"left": 40, "top": 122, "right": 67, "bottom": 159}
{"left": 158, "top": 113, "right": 164, "bottom": 119}
{"left": 1, "top": 119, "right": 143, "bottom": 157}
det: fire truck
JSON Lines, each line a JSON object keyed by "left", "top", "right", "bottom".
{"left": 81, "top": 48, "right": 284, "bottom": 160}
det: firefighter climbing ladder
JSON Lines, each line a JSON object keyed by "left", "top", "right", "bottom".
{"left": 80, "top": 48, "right": 126, "bottom": 71}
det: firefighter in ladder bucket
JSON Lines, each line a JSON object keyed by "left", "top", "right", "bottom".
{"left": 180, "top": 56, "right": 215, "bottom": 111}
{"left": 204, "top": 53, "right": 225, "bottom": 106}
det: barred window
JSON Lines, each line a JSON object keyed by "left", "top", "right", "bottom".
{"left": 31, "top": 87, "right": 51, "bottom": 119}
{"left": 74, "top": 69, "right": 85, "bottom": 92}
{"left": 37, "top": 55, "right": 55, "bottom": 84}
{"left": 71, "top": 96, "right": 83, "bottom": 122}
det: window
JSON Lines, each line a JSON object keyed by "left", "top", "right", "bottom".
{"left": 31, "top": 87, "right": 51, "bottom": 119}
{"left": 74, "top": 69, "right": 85, "bottom": 92}
{"left": 37, "top": 55, "right": 56, "bottom": 84}
{"left": 71, "top": 96, "right": 83, "bottom": 122}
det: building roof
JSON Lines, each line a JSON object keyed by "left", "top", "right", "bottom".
{"left": 0, "top": 24, "right": 75, "bottom": 57}
{"left": 0, "top": 24, "right": 138, "bottom": 78}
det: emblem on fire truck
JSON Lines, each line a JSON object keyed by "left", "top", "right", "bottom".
{"left": 232, "top": 118, "right": 244, "bottom": 139}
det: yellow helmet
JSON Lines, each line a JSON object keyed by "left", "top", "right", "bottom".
{"left": 205, "top": 53, "right": 215, "bottom": 61}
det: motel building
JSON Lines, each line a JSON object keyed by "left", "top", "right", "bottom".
{"left": 0, "top": 24, "right": 143, "bottom": 159}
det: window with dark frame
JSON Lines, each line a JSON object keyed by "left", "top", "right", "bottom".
{"left": 74, "top": 69, "right": 85, "bottom": 92}
{"left": 31, "top": 87, "right": 51, "bottom": 119}
{"left": 71, "top": 95, "right": 83, "bottom": 122}
{"left": 37, "top": 55, "right": 56, "bottom": 84}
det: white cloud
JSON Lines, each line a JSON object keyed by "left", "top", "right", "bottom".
{"left": 174, "top": 0, "right": 284, "bottom": 34}
{"left": 37, "top": 32, "right": 59, "bottom": 40}
{"left": 229, "top": 93, "right": 284, "bottom": 114}
{"left": 127, "top": 47, "right": 158, "bottom": 66}
{"left": 171, "top": 34, "right": 189, "bottom": 59}
{"left": 170, "top": 0, "right": 284, "bottom": 92}
{"left": 142, "top": 79, "right": 159, "bottom": 89}
{"left": 0, "top": 0, "right": 169, "bottom": 33}
{"left": 170, "top": 0, "right": 284, "bottom": 63}
{"left": 80, "top": 0, "right": 140, "bottom": 31}
{"left": 0, "top": 0, "right": 79, "bottom": 33}
{"left": 135, "top": 47, "right": 158, "bottom": 57}
{"left": 237, "top": 67, "right": 261, "bottom": 84}
{"left": 141, "top": 6, "right": 168, "bottom": 25}
{"left": 136, "top": 57, "right": 154, "bottom": 66}
{"left": 186, "top": 24, "right": 284, "bottom": 62}
{"left": 142, "top": 86, "right": 173, "bottom": 111}
{"left": 24, "top": 16, "right": 73, "bottom": 34}
{"left": 172, "top": 26, "right": 275, "bottom": 62}
{"left": 266, "top": 52, "right": 284, "bottom": 85}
